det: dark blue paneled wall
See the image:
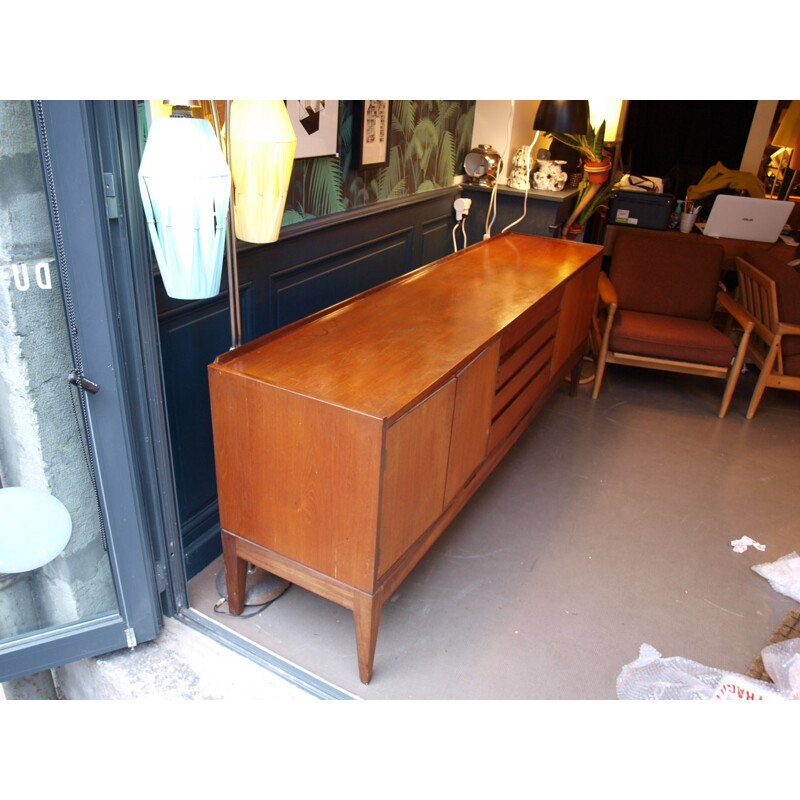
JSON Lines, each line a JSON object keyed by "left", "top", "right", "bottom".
{"left": 158, "top": 188, "right": 460, "bottom": 577}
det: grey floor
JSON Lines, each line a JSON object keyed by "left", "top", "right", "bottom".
{"left": 188, "top": 363, "right": 799, "bottom": 699}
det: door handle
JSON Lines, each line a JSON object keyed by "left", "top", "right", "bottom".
{"left": 68, "top": 369, "right": 100, "bottom": 394}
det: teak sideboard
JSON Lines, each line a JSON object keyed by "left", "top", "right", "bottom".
{"left": 208, "top": 232, "right": 602, "bottom": 683}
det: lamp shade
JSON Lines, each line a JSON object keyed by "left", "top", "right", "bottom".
{"left": 0, "top": 487, "right": 72, "bottom": 573}
{"left": 772, "top": 101, "right": 800, "bottom": 170}
{"left": 534, "top": 100, "right": 590, "bottom": 134}
{"left": 138, "top": 115, "right": 231, "bottom": 299}
{"left": 228, "top": 100, "right": 297, "bottom": 244}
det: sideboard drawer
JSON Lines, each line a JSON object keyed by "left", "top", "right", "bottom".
{"left": 496, "top": 312, "right": 559, "bottom": 389}
{"left": 493, "top": 336, "right": 554, "bottom": 418}
{"left": 499, "top": 286, "right": 562, "bottom": 359}
{"left": 488, "top": 356, "right": 551, "bottom": 453}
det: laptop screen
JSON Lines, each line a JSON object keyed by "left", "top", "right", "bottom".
{"left": 701, "top": 195, "right": 793, "bottom": 243}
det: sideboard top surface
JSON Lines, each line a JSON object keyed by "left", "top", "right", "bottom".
{"left": 212, "top": 233, "right": 602, "bottom": 421}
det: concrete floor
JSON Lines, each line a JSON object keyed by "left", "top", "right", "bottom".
{"left": 184, "top": 363, "right": 799, "bottom": 700}
{"left": 4, "top": 368, "right": 796, "bottom": 800}
{"left": 8, "top": 363, "right": 794, "bottom": 702}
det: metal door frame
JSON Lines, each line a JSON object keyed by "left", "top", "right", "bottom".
{"left": 0, "top": 100, "right": 177, "bottom": 681}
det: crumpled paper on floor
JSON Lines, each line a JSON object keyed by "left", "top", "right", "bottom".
{"left": 731, "top": 535, "right": 766, "bottom": 553}
{"left": 752, "top": 551, "right": 800, "bottom": 603}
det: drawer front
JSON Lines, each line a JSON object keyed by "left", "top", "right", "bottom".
{"left": 499, "top": 287, "right": 562, "bottom": 359}
{"left": 496, "top": 312, "right": 559, "bottom": 390}
{"left": 488, "top": 355, "right": 551, "bottom": 453}
{"left": 492, "top": 336, "right": 554, "bottom": 418}
{"left": 488, "top": 289, "right": 563, "bottom": 454}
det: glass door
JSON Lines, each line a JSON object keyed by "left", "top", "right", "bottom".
{"left": 0, "top": 101, "right": 164, "bottom": 683}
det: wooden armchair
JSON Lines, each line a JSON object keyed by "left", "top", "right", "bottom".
{"left": 591, "top": 229, "right": 754, "bottom": 417}
{"left": 733, "top": 253, "right": 800, "bottom": 418}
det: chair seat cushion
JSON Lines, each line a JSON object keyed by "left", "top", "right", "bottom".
{"left": 609, "top": 310, "right": 736, "bottom": 366}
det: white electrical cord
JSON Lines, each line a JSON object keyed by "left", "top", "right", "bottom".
{"left": 483, "top": 100, "right": 516, "bottom": 240}
{"left": 502, "top": 130, "right": 540, "bottom": 234}
{"left": 451, "top": 218, "right": 469, "bottom": 252}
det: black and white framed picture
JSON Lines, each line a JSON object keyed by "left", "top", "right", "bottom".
{"left": 356, "top": 101, "right": 391, "bottom": 168}
{"left": 288, "top": 101, "right": 339, "bottom": 158}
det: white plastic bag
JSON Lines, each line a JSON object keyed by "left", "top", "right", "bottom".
{"left": 760, "top": 638, "right": 800, "bottom": 700}
{"left": 752, "top": 552, "right": 800, "bottom": 603}
{"left": 616, "top": 643, "right": 783, "bottom": 700}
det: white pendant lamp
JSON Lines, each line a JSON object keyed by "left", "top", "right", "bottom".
{"left": 228, "top": 100, "right": 297, "bottom": 244}
{"left": 0, "top": 487, "right": 72, "bottom": 573}
{"left": 138, "top": 104, "right": 232, "bottom": 299}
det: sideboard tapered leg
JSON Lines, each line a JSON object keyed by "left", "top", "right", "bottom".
{"left": 353, "top": 592, "right": 382, "bottom": 684}
{"left": 222, "top": 532, "right": 247, "bottom": 616}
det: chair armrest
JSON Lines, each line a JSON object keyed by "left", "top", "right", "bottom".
{"left": 597, "top": 271, "right": 618, "bottom": 309}
{"left": 717, "top": 290, "right": 755, "bottom": 334}
{"left": 777, "top": 320, "right": 800, "bottom": 337}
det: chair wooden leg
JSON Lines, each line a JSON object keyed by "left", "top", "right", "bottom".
{"left": 747, "top": 341, "right": 781, "bottom": 419}
{"left": 592, "top": 333, "right": 611, "bottom": 400}
{"left": 718, "top": 327, "right": 752, "bottom": 418}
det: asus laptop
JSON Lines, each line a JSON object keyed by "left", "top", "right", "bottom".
{"left": 699, "top": 195, "right": 794, "bottom": 243}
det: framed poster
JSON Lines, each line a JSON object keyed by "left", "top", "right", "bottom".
{"left": 357, "top": 101, "right": 391, "bottom": 168}
{"left": 288, "top": 100, "right": 339, "bottom": 158}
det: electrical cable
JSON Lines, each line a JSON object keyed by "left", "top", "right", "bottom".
{"left": 213, "top": 596, "right": 279, "bottom": 618}
{"left": 484, "top": 100, "right": 515, "bottom": 239}
{"left": 502, "top": 131, "right": 541, "bottom": 234}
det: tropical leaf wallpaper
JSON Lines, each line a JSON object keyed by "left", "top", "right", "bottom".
{"left": 282, "top": 100, "right": 476, "bottom": 226}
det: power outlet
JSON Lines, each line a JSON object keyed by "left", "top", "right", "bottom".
{"left": 454, "top": 197, "right": 472, "bottom": 221}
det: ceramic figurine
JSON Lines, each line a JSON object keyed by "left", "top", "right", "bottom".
{"left": 507, "top": 146, "right": 533, "bottom": 190}
{"left": 532, "top": 159, "right": 568, "bottom": 192}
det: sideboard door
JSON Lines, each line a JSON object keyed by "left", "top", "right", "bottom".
{"left": 444, "top": 341, "right": 500, "bottom": 506}
{"left": 377, "top": 380, "right": 457, "bottom": 577}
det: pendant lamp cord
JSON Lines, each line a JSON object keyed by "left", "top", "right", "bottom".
{"left": 210, "top": 101, "right": 242, "bottom": 350}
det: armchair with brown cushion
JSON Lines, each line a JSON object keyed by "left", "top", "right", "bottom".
{"left": 733, "top": 251, "right": 800, "bottom": 418}
{"left": 591, "top": 229, "right": 754, "bottom": 417}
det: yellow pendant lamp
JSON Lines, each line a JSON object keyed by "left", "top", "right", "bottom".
{"left": 228, "top": 100, "right": 297, "bottom": 244}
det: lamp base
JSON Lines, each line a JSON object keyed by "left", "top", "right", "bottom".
{"left": 215, "top": 564, "right": 290, "bottom": 607}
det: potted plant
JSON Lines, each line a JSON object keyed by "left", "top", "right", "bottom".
{"left": 548, "top": 120, "right": 614, "bottom": 237}
{"left": 550, "top": 120, "right": 611, "bottom": 182}
{"left": 564, "top": 175, "right": 620, "bottom": 240}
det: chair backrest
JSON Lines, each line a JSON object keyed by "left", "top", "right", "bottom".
{"left": 738, "top": 249, "right": 800, "bottom": 325}
{"left": 735, "top": 255, "right": 783, "bottom": 372}
{"left": 609, "top": 230, "right": 724, "bottom": 320}
{"left": 735, "top": 257, "right": 779, "bottom": 334}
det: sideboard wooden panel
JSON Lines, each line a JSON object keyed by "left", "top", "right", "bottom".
{"left": 444, "top": 343, "right": 500, "bottom": 507}
{"left": 209, "top": 232, "right": 602, "bottom": 683}
{"left": 378, "top": 380, "right": 456, "bottom": 577}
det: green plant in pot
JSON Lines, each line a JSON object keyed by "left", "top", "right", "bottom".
{"left": 549, "top": 120, "right": 613, "bottom": 238}
{"left": 565, "top": 175, "right": 619, "bottom": 239}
